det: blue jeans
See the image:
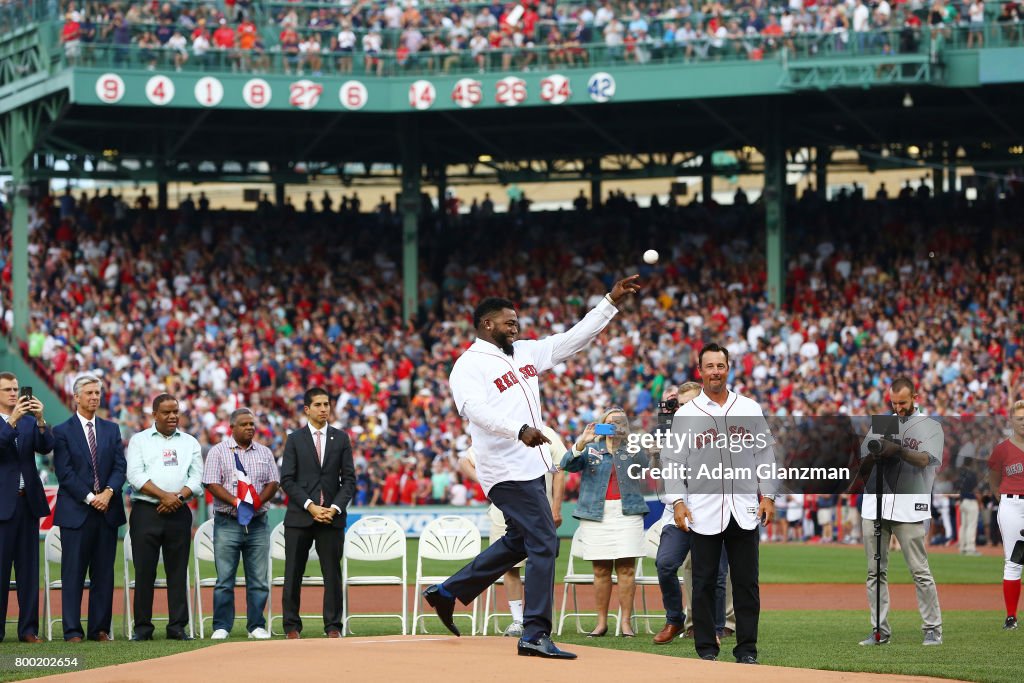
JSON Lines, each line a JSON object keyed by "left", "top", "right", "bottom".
{"left": 656, "top": 524, "right": 692, "bottom": 626}
{"left": 213, "top": 513, "right": 270, "bottom": 633}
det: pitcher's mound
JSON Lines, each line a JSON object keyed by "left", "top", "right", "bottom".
{"left": 44, "top": 635, "right": 958, "bottom": 683}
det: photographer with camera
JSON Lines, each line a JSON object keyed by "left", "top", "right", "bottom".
{"left": 561, "top": 408, "right": 649, "bottom": 637}
{"left": 857, "top": 377, "right": 944, "bottom": 647}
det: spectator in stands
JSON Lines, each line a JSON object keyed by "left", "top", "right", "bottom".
{"left": 62, "top": 11, "right": 81, "bottom": 65}
{"left": 967, "top": 0, "right": 986, "bottom": 48}
{"left": 280, "top": 25, "right": 300, "bottom": 74}
{"left": 562, "top": 409, "right": 648, "bottom": 637}
{"left": 211, "top": 19, "right": 237, "bottom": 70}
{"left": 336, "top": 22, "right": 356, "bottom": 73}
{"left": 137, "top": 30, "right": 160, "bottom": 70}
{"left": 363, "top": 28, "right": 384, "bottom": 76}
{"left": 299, "top": 32, "right": 323, "bottom": 76}
{"left": 167, "top": 29, "right": 189, "bottom": 71}
{"left": 192, "top": 25, "right": 212, "bottom": 69}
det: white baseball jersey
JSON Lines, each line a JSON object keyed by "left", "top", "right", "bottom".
{"left": 448, "top": 298, "right": 618, "bottom": 494}
{"left": 859, "top": 411, "right": 943, "bottom": 523}
{"left": 661, "top": 390, "right": 778, "bottom": 534}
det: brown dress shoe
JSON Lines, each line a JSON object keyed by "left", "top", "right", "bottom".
{"left": 91, "top": 632, "right": 113, "bottom": 642}
{"left": 286, "top": 631, "right": 301, "bottom": 640}
{"left": 653, "top": 623, "right": 684, "bottom": 645}
{"left": 67, "top": 636, "right": 84, "bottom": 643}
{"left": 20, "top": 635, "right": 45, "bottom": 643}
{"left": 327, "top": 631, "right": 341, "bottom": 639}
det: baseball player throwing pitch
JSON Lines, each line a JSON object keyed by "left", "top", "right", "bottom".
{"left": 423, "top": 275, "right": 641, "bottom": 659}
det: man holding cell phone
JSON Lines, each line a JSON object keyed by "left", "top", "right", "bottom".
{"left": 0, "top": 372, "right": 55, "bottom": 643}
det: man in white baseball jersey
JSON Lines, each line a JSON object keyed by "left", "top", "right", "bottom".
{"left": 857, "top": 376, "right": 943, "bottom": 646}
{"left": 662, "top": 344, "right": 778, "bottom": 664}
{"left": 424, "top": 275, "right": 640, "bottom": 659}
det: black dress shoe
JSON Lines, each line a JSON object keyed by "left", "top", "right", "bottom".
{"left": 700, "top": 654, "right": 717, "bottom": 661}
{"left": 422, "top": 584, "right": 461, "bottom": 637}
{"left": 517, "top": 635, "right": 577, "bottom": 659}
{"left": 130, "top": 634, "right": 153, "bottom": 642}
{"left": 736, "top": 655, "right": 759, "bottom": 664}
{"left": 586, "top": 627, "right": 607, "bottom": 638}
{"left": 167, "top": 632, "right": 194, "bottom": 641}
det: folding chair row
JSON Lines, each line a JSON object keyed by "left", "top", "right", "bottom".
{"left": 42, "top": 516, "right": 675, "bottom": 641}
{"left": 39, "top": 526, "right": 194, "bottom": 642}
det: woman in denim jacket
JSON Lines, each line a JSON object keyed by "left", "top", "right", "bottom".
{"left": 561, "top": 408, "right": 649, "bottom": 637}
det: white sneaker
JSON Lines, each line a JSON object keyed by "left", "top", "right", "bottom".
{"left": 503, "top": 621, "right": 524, "bottom": 637}
{"left": 248, "top": 627, "right": 272, "bottom": 640}
{"left": 210, "top": 629, "right": 230, "bottom": 640}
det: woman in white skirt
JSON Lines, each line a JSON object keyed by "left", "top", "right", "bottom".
{"left": 561, "top": 408, "right": 649, "bottom": 637}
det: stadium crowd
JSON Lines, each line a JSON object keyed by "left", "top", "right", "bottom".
{"left": 1, "top": 175, "right": 1022, "bottom": 528}
{"left": 42, "top": 0, "right": 1024, "bottom": 75}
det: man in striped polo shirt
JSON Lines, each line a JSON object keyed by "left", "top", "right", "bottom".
{"left": 202, "top": 408, "right": 280, "bottom": 640}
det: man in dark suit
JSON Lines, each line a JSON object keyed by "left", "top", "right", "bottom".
{"left": 0, "top": 371, "right": 55, "bottom": 643}
{"left": 52, "top": 374, "right": 126, "bottom": 642}
{"left": 279, "top": 387, "right": 355, "bottom": 638}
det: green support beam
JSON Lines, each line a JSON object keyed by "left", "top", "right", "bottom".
{"left": 400, "top": 118, "right": 420, "bottom": 322}
{"left": 702, "top": 152, "right": 713, "bottom": 204}
{"left": 763, "top": 111, "right": 786, "bottom": 311}
{"left": 816, "top": 146, "right": 830, "bottom": 199}
{"left": 10, "top": 108, "right": 30, "bottom": 338}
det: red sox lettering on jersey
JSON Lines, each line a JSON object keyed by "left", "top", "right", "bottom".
{"left": 493, "top": 365, "right": 537, "bottom": 392}
{"left": 449, "top": 299, "right": 618, "bottom": 495}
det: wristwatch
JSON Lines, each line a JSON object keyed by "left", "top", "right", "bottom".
{"left": 177, "top": 494, "right": 186, "bottom": 503}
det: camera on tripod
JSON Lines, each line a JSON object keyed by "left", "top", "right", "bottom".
{"left": 657, "top": 397, "right": 679, "bottom": 432}
{"left": 867, "top": 415, "right": 901, "bottom": 456}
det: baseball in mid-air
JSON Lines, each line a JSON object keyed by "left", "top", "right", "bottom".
{"left": 643, "top": 249, "right": 659, "bottom": 264}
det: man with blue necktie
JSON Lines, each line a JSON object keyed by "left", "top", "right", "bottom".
{"left": 53, "top": 374, "right": 126, "bottom": 642}
{"left": 0, "top": 371, "right": 55, "bottom": 643}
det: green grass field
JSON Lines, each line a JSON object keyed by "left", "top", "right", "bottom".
{"left": 24, "top": 539, "right": 1004, "bottom": 589}
{"left": 2, "top": 541, "right": 1013, "bottom": 681}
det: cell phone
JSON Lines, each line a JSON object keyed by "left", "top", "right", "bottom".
{"left": 594, "top": 423, "right": 616, "bottom": 436}
{"left": 19, "top": 386, "right": 33, "bottom": 401}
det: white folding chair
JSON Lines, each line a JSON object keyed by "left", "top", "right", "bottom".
{"left": 634, "top": 520, "right": 681, "bottom": 635}
{"left": 343, "top": 515, "right": 407, "bottom": 635}
{"left": 122, "top": 529, "right": 194, "bottom": 639}
{"left": 267, "top": 522, "right": 323, "bottom": 636}
{"left": 192, "top": 518, "right": 250, "bottom": 639}
{"left": 43, "top": 526, "right": 93, "bottom": 641}
{"left": 411, "top": 515, "right": 481, "bottom": 636}
{"left": 556, "top": 528, "right": 620, "bottom": 636}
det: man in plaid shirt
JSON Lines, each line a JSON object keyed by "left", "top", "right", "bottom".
{"left": 202, "top": 408, "right": 279, "bottom": 640}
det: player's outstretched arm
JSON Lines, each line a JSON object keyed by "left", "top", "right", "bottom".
{"left": 535, "top": 275, "right": 642, "bottom": 370}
